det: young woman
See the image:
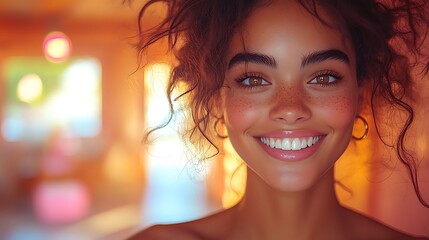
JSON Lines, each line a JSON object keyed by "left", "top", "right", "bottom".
{"left": 129, "top": 0, "right": 429, "bottom": 239}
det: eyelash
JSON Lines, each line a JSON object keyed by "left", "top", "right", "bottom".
{"left": 308, "top": 70, "right": 343, "bottom": 87}
{"left": 234, "top": 70, "right": 343, "bottom": 89}
{"left": 235, "top": 73, "right": 270, "bottom": 89}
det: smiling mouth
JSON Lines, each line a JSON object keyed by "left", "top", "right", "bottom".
{"left": 260, "top": 136, "right": 323, "bottom": 151}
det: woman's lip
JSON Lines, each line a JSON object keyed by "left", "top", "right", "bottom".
{"left": 258, "top": 129, "right": 325, "bottom": 138}
{"left": 256, "top": 135, "right": 325, "bottom": 162}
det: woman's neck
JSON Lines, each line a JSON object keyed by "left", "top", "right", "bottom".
{"left": 232, "top": 167, "right": 347, "bottom": 239}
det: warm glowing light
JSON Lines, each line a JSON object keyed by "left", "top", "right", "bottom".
{"left": 2, "top": 57, "right": 102, "bottom": 142}
{"left": 76, "top": 204, "right": 141, "bottom": 237}
{"left": 144, "top": 63, "right": 171, "bottom": 127}
{"left": 144, "top": 63, "right": 171, "bottom": 87}
{"left": 43, "top": 59, "right": 102, "bottom": 137}
{"left": 104, "top": 144, "right": 140, "bottom": 184}
{"left": 17, "top": 73, "right": 43, "bottom": 103}
{"left": 43, "top": 31, "right": 72, "bottom": 62}
{"left": 142, "top": 63, "right": 213, "bottom": 224}
{"left": 221, "top": 140, "right": 246, "bottom": 209}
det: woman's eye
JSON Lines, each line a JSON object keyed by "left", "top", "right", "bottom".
{"left": 239, "top": 76, "right": 270, "bottom": 87}
{"left": 308, "top": 72, "right": 342, "bottom": 86}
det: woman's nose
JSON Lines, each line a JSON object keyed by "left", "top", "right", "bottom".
{"left": 268, "top": 86, "right": 311, "bottom": 124}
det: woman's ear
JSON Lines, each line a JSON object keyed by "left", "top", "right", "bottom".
{"left": 357, "top": 85, "right": 364, "bottom": 110}
{"left": 356, "top": 76, "right": 373, "bottom": 112}
{"left": 212, "top": 87, "right": 227, "bottom": 119}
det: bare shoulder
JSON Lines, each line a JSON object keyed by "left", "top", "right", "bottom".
{"left": 127, "top": 224, "right": 200, "bottom": 240}
{"left": 344, "top": 207, "right": 429, "bottom": 240}
{"left": 127, "top": 208, "right": 236, "bottom": 240}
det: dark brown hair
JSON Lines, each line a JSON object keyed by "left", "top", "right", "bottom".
{"left": 132, "top": 0, "right": 429, "bottom": 206}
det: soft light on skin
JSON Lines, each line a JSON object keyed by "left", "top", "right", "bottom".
{"left": 222, "top": 0, "right": 358, "bottom": 193}
{"left": 43, "top": 31, "right": 72, "bottom": 62}
{"left": 17, "top": 73, "right": 43, "bottom": 103}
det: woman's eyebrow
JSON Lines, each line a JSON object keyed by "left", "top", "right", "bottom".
{"left": 227, "top": 52, "right": 277, "bottom": 69}
{"left": 227, "top": 49, "right": 349, "bottom": 70}
{"left": 301, "top": 49, "right": 350, "bottom": 68}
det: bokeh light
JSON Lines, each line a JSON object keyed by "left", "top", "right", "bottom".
{"left": 2, "top": 57, "right": 102, "bottom": 142}
{"left": 17, "top": 73, "right": 43, "bottom": 103}
{"left": 43, "top": 31, "right": 72, "bottom": 62}
{"left": 33, "top": 181, "right": 90, "bottom": 224}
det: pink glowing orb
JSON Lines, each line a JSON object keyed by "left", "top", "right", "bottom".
{"left": 33, "top": 180, "right": 90, "bottom": 224}
{"left": 43, "top": 31, "right": 72, "bottom": 62}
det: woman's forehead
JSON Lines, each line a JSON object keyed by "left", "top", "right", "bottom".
{"left": 227, "top": 0, "right": 355, "bottom": 66}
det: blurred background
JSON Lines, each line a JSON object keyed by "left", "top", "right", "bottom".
{"left": 0, "top": 0, "right": 225, "bottom": 239}
{"left": 0, "top": 0, "right": 428, "bottom": 240}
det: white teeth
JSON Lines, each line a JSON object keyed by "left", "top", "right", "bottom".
{"left": 291, "top": 138, "right": 301, "bottom": 150}
{"left": 269, "top": 138, "right": 275, "bottom": 148}
{"left": 308, "top": 137, "right": 313, "bottom": 147}
{"left": 275, "top": 139, "right": 282, "bottom": 148}
{"left": 301, "top": 139, "right": 307, "bottom": 148}
{"left": 281, "top": 138, "right": 292, "bottom": 150}
{"left": 260, "top": 136, "right": 321, "bottom": 151}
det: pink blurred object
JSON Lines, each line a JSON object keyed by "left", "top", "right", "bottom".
{"left": 43, "top": 150, "right": 72, "bottom": 176}
{"left": 33, "top": 180, "right": 90, "bottom": 224}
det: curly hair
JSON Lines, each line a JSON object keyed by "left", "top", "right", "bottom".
{"left": 132, "top": 0, "right": 429, "bottom": 206}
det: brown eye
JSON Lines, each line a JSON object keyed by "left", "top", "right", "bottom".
{"left": 249, "top": 77, "right": 263, "bottom": 86}
{"left": 308, "top": 71, "right": 342, "bottom": 86}
{"left": 316, "top": 74, "right": 330, "bottom": 84}
{"left": 240, "top": 76, "right": 270, "bottom": 87}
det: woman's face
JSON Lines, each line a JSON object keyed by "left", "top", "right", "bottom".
{"left": 222, "top": 0, "right": 359, "bottom": 192}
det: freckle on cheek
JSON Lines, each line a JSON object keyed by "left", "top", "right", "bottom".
{"left": 334, "top": 96, "right": 355, "bottom": 112}
{"left": 227, "top": 98, "right": 245, "bottom": 114}
{"left": 322, "top": 96, "right": 356, "bottom": 124}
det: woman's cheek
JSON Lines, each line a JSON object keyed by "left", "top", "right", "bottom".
{"left": 223, "top": 94, "right": 262, "bottom": 129}
{"left": 317, "top": 95, "right": 358, "bottom": 128}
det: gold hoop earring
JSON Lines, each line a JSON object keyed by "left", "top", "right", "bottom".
{"left": 214, "top": 118, "right": 228, "bottom": 139}
{"left": 352, "top": 115, "right": 369, "bottom": 140}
